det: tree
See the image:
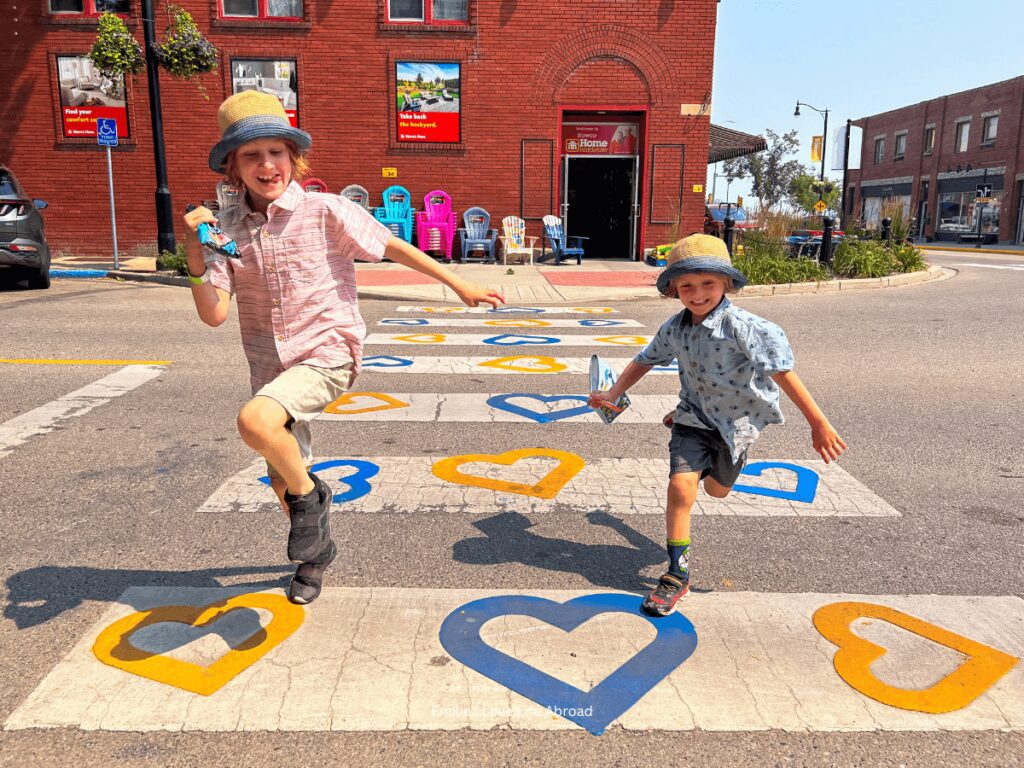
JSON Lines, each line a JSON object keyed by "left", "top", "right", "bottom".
{"left": 722, "top": 129, "right": 803, "bottom": 209}
{"left": 788, "top": 172, "right": 841, "bottom": 214}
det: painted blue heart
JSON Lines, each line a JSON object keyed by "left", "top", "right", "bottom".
{"left": 439, "top": 593, "right": 697, "bottom": 735}
{"left": 362, "top": 355, "right": 414, "bottom": 368}
{"left": 259, "top": 459, "right": 380, "bottom": 504}
{"left": 733, "top": 460, "right": 819, "bottom": 504}
{"left": 487, "top": 306, "right": 544, "bottom": 314}
{"left": 380, "top": 318, "right": 428, "bottom": 326}
{"left": 579, "top": 319, "right": 624, "bottom": 327}
{"left": 483, "top": 333, "right": 561, "bottom": 346}
{"left": 487, "top": 393, "right": 592, "bottom": 423}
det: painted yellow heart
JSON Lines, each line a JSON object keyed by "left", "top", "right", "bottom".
{"left": 594, "top": 335, "right": 649, "bottom": 346}
{"left": 423, "top": 307, "right": 463, "bottom": 313}
{"left": 478, "top": 355, "right": 567, "bottom": 373}
{"left": 813, "top": 601, "right": 1019, "bottom": 714}
{"left": 484, "top": 319, "right": 552, "bottom": 328}
{"left": 572, "top": 307, "right": 612, "bottom": 314}
{"left": 93, "top": 593, "right": 305, "bottom": 696}
{"left": 432, "top": 448, "right": 585, "bottom": 499}
{"left": 393, "top": 334, "right": 446, "bottom": 344}
{"left": 323, "top": 392, "right": 410, "bottom": 414}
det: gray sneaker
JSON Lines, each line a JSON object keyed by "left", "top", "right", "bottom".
{"left": 285, "top": 472, "right": 332, "bottom": 563}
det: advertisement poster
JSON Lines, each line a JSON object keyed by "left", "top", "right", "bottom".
{"left": 56, "top": 55, "right": 129, "bottom": 139}
{"left": 562, "top": 123, "right": 639, "bottom": 156}
{"left": 396, "top": 61, "right": 460, "bottom": 143}
{"left": 231, "top": 59, "right": 298, "bottom": 127}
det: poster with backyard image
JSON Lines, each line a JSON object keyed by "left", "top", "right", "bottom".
{"left": 396, "top": 61, "right": 460, "bottom": 143}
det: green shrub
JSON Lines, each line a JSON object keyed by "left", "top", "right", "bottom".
{"left": 890, "top": 242, "right": 927, "bottom": 273}
{"left": 157, "top": 243, "right": 189, "bottom": 275}
{"left": 733, "top": 251, "right": 829, "bottom": 285}
{"left": 831, "top": 239, "right": 895, "bottom": 278}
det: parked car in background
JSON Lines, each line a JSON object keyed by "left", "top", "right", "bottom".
{"left": 0, "top": 165, "right": 51, "bottom": 289}
{"left": 704, "top": 203, "right": 759, "bottom": 237}
{"left": 786, "top": 225, "right": 844, "bottom": 257}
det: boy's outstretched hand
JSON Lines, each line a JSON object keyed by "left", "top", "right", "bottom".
{"left": 811, "top": 421, "right": 847, "bottom": 464}
{"left": 454, "top": 280, "right": 505, "bottom": 309}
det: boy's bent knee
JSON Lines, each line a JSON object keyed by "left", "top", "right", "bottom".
{"left": 703, "top": 476, "right": 732, "bottom": 498}
{"left": 237, "top": 397, "right": 290, "bottom": 444}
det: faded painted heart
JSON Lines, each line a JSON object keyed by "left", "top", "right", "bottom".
{"left": 432, "top": 447, "right": 584, "bottom": 498}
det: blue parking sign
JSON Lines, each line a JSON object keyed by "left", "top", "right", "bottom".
{"left": 96, "top": 118, "right": 118, "bottom": 147}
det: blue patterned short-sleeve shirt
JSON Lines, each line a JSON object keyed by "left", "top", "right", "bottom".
{"left": 635, "top": 297, "right": 794, "bottom": 460}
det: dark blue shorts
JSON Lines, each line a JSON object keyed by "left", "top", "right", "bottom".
{"left": 668, "top": 424, "right": 747, "bottom": 487}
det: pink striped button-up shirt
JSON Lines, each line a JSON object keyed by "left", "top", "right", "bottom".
{"left": 207, "top": 181, "right": 391, "bottom": 392}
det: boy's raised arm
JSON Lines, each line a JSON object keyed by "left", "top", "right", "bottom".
{"left": 383, "top": 235, "right": 504, "bottom": 309}
{"left": 589, "top": 359, "right": 652, "bottom": 409}
{"left": 770, "top": 370, "right": 846, "bottom": 463}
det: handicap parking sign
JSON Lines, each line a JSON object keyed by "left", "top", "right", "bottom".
{"left": 96, "top": 118, "right": 118, "bottom": 147}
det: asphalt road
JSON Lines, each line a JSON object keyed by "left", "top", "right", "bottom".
{"left": 0, "top": 251, "right": 1022, "bottom": 766}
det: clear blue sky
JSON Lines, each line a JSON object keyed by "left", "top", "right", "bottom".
{"left": 706, "top": 0, "right": 1024, "bottom": 204}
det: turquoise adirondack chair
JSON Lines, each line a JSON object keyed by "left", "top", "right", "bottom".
{"left": 541, "top": 214, "right": 587, "bottom": 265}
{"left": 458, "top": 207, "right": 498, "bottom": 263}
{"left": 374, "top": 185, "right": 414, "bottom": 242}
{"left": 416, "top": 189, "right": 456, "bottom": 262}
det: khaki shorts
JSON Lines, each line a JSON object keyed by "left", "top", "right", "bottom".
{"left": 254, "top": 363, "right": 355, "bottom": 478}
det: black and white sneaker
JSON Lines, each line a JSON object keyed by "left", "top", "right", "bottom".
{"left": 641, "top": 572, "right": 689, "bottom": 617}
{"left": 288, "top": 539, "right": 337, "bottom": 605}
{"left": 285, "top": 472, "right": 332, "bottom": 563}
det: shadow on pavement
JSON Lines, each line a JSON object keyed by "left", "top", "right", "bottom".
{"left": 4, "top": 564, "right": 292, "bottom": 629}
{"left": 453, "top": 510, "right": 713, "bottom": 594}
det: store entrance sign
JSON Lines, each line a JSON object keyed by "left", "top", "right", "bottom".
{"left": 562, "top": 123, "right": 638, "bottom": 156}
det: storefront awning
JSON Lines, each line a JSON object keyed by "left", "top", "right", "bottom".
{"left": 708, "top": 124, "right": 767, "bottom": 164}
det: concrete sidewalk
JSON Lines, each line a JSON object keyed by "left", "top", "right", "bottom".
{"left": 50, "top": 253, "right": 950, "bottom": 303}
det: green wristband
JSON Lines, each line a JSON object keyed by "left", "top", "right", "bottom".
{"left": 187, "top": 269, "right": 208, "bottom": 285}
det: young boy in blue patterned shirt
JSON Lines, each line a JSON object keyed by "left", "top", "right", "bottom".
{"left": 589, "top": 233, "right": 846, "bottom": 616}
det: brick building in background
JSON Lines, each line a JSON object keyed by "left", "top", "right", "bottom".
{"left": 2, "top": 0, "right": 724, "bottom": 259}
{"left": 848, "top": 75, "right": 1024, "bottom": 245}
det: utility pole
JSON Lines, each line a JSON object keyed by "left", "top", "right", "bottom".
{"left": 840, "top": 119, "right": 852, "bottom": 231}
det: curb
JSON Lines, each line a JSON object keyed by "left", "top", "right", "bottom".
{"left": 737, "top": 264, "right": 950, "bottom": 297}
{"left": 50, "top": 268, "right": 111, "bottom": 279}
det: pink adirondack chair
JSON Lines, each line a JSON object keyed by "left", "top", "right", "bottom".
{"left": 415, "top": 189, "right": 456, "bottom": 262}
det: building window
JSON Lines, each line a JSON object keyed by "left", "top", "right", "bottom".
{"left": 923, "top": 126, "right": 935, "bottom": 155}
{"left": 873, "top": 137, "right": 885, "bottom": 165}
{"left": 954, "top": 121, "right": 970, "bottom": 153}
{"left": 49, "top": 0, "right": 129, "bottom": 15}
{"left": 982, "top": 115, "right": 998, "bottom": 145}
{"left": 387, "top": 0, "right": 468, "bottom": 23}
{"left": 221, "top": 0, "right": 302, "bottom": 19}
{"left": 938, "top": 190, "right": 1001, "bottom": 234}
{"left": 894, "top": 133, "right": 906, "bottom": 160}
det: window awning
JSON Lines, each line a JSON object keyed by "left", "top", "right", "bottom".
{"left": 708, "top": 124, "right": 767, "bottom": 164}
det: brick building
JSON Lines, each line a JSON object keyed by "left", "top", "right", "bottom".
{"left": 847, "top": 75, "right": 1024, "bottom": 245}
{"left": 2, "top": 0, "right": 724, "bottom": 259}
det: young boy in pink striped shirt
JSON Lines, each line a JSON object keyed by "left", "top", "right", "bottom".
{"left": 184, "top": 91, "right": 504, "bottom": 604}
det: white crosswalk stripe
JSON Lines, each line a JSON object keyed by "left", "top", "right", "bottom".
{"left": 365, "top": 333, "right": 651, "bottom": 347}
{"left": 396, "top": 306, "right": 619, "bottom": 314}
{"left": 361, "top": 356, "right": 674, "bottom": 374}
{"left": 955, "top": 262, "right": 1024, "bottom": 271}
{"left": 379, "top": 318, "right": 644, "bottom": 328}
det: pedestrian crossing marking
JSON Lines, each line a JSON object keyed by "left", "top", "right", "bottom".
{"left": 396, "top": 306, "right": 619, "bottom": 314}
{"left": 432, "top": 448, "right": 586, "bottom": 499}
{"left": 813, "top": 601, "right": 1019, "bottom": 715}
{"left": 360, "top": 356, "right": 677, "bottom": 375}
{"left": 366, "top": 333, "right": 651, "bottom": 347}
{"left": 318, "top": 393, "right": 677, "bottom": 423}
{"left": 8, "top": 589, "right": 1021, "bottom": 732}
{"left": 379, "top": 318, "right": 642, "bottom": 328}
{"left": 956, "top": 262, "right": 1024, "bottom": 271}
{"left": 198, "top": 457, "right": 899, "bottom": 517}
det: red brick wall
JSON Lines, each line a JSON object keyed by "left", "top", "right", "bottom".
{"left": 848, "top": 76, "right": 1024, "bottom": 242}
{"left": 3, "top": 1, "right": 717, "bottom": 256}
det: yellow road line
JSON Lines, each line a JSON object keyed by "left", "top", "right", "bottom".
{"left": 0, "top": 358, "right": 172, "bottom": 366}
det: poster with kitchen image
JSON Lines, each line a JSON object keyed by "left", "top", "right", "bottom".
{"left": 56, "top": 55, "right": 129, "bottom": 139}
{"left": 396, "top": 61, "right": 460, "bottom": 143}
{"left": 231, "top": 58, "right": 299, "bottom": 127}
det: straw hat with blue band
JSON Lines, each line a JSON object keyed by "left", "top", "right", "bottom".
{"left": 655, "top": 233, "right": 748, "bottom": 296}
{"left": 208, "top": 90, "right": 312, "bottom": 174}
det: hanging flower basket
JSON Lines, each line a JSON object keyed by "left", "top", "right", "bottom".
{"left": 153, "top": 6, "right": 218, "bottom": 80}
{"left": 89, "top": 13, "right": 144, "bottom": 80}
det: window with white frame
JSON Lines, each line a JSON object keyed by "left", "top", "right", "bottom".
{"left": 923, "top": 126, "right": 935, "bottom": 154}
{"left": 873, "top": 137, "right": 885, "bottom": 165}
{"left": 954, "top": 120, "right": 970, "bottom": 152}
{"left": 982, "top": 115, "right": 998, "bottom": 145}
{"left": 388, "top": 0, "right": 468, "bottom": 23}
{"left": 894, "top": 132, "right": 906, "bottom": 160}
{"left": 49, "top": 0, "right": 128, "bottom": 15}
{"left": 221, "top": 0, "right": 302, "bottom": 19}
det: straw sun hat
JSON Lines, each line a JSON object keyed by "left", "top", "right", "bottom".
{"left": 655, "top": 233, "right": 748, "bottom": 296}
{"left": 208, "top": 90, "right": 312, "bottom": 173}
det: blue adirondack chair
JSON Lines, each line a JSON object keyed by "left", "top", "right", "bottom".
{"left": 373, "top": 185, "right": 414, "bottom": 242}
{"left": 458, "top": 207, "right": 498, "bottom": 263}
{"left": 541, "top": 214, "right": 587, "bottom": 265}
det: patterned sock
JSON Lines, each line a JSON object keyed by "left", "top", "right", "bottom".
{"left": 667, "top": 539, "right": 690, "bottom": 581}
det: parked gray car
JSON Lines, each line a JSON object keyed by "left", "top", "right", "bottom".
{"left": 0, "top": 165, "right": 51, "bottom": 289}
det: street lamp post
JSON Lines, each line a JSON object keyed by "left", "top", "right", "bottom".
{"left": 795, "top": 101, "right": 830, "bottom": 183}
{"left": 141, "top": 0, "right": 175, "bottom": 256}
